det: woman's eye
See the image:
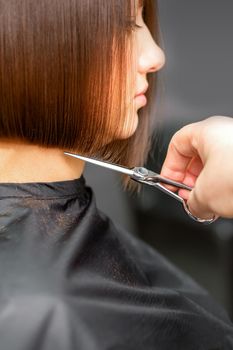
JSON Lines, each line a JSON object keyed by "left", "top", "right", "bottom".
{"left": 127, "top": 6, "right": 145, "bottom": 31}
{"left": 135, "top": 6, "right": 145, "bottom": 29}
{"left": 127, "top": 20, "right": 143, "bottom": 30}
{"left": 134, "top": 23, "right": 143, "bottom": 29}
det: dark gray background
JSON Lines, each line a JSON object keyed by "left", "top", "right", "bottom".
{"left": 157, "top": 0, "right": 233, "bottom": 123}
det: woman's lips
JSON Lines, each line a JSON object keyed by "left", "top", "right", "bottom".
{"left": 134, "top": 94, "right": 147, "bottom": 106}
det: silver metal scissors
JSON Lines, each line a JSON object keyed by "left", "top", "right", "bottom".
{"left": 64, "top": 151, "right": 218, "bottom": 224}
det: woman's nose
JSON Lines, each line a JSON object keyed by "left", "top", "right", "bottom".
{"left": 138, "top": 38, "right": 166, "bottom": 75}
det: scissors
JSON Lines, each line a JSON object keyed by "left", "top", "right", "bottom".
{"left": 64, "top": 151, "right": 218, "bottom": 224}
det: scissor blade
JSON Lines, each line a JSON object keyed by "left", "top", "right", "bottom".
{"left": 64, "top": 152, "right": 134, "bottom": 176}
{"left": 151, "top": 176, "right": 193, "bottom": 191}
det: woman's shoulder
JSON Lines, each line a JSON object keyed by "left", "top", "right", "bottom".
{"left": 112, "top": 218, "right": 232, "bottom": 319}
{"left": 0, "top": 182, "right": 232, "bottom": 350}
{"left": 95, "top": 211, "right": 233, "bottom": 347}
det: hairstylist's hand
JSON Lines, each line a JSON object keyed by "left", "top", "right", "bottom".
{"left": 160, "top": 116, "right": 233, "bottom": 220}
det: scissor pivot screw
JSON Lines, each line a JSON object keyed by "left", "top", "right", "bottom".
{"left": 138, "top": 167, "right": 148, "bottom": 176}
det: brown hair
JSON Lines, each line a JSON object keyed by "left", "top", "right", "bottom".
{"left": 0, "top": 0, "right": 160, "bottom": 193}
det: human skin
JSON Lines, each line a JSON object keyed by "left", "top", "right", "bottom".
{"left": 160, "top": 116, "right": 233, "bottom": 220}
{"left": 121, "top": 2, "right": 165, "bottom": 139}
{"left": 0, "top": 1, "right": 165, "bottom": 183}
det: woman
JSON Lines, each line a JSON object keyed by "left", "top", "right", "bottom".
{"left": 0, "top": 0, "right": 232, "bottom": 349}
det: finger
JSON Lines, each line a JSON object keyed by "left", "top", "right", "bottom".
{"left": 161, "top": 124, "right": 199, "bottom": 177}
{"left": 162, "top": 155, "right": 203, "bottom": 197}
{"left": 187, "top": 192, "right": 216, "bottom": 220}
{"left": 178, "top": 156, "right": 203, "bottom": 200}
{"left": 186, "top": 167, "right": 215, "bottom": 220}
{"left": 160, "top": 124, "right": 199, "bottom": 192}
{"left": 160, "top": 152, "right": 193, "bottom": 193}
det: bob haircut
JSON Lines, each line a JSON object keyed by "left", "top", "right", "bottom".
{"left": 0, "top": 0, "right": 160, "bottom": 193}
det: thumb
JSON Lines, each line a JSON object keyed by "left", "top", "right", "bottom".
{"left": 161, "top": 123, "right": 200, "bottom": 182}
{"left": 186, "top": 167, "right": 216, "bottom": 220}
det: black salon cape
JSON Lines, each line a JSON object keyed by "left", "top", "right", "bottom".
{"left": 0, "top": 175, "right": 232, "bottom": 350}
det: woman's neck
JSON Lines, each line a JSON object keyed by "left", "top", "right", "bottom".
{"left": 0, "top": 138, "right": 85, "bottom": 183}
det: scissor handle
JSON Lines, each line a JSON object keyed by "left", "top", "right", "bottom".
{"left": 182, "top": 199, "right": 218, "bottom": 224}
{"left": 153, "top": 181, "right": 218, "bottom": 224}
{"left": 131, "top": 168, "right": 218, "bottom": 224}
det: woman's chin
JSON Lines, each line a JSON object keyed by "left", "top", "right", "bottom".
{"left": 117, "top": 113, "right": 139, "bottom": 140}
{"left": 103, "top": 111, "right": 139, "bottom": 144}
